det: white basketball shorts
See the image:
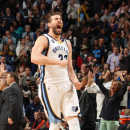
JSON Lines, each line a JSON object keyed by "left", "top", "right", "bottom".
{"left": 38, "top": 81, "right": 80, "bottom": 125}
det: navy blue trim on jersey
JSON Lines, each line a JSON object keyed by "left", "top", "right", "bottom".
{"left": 46, "top": 33, "right": 65, "bottom": 42}
{"left": 64, "top": 39, "right": 68, "bottom": 50}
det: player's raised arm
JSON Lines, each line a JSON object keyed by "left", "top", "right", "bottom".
{"left": 31, "top": 36, "right": 67, "bottom": 67}
{"left": 67, "top": 40, "right": 81, "bottom": 90}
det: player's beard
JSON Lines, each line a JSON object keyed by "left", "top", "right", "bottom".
{"left": 52, "top": 24, "right": 62, "bottom": 35}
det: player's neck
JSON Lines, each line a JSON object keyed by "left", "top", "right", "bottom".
{"left": 48, "top": 32, "right": 61, "bottom": 41}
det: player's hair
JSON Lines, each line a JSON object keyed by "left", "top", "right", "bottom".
{"left": 47, "top": 12, "right": 62, "bottom": 23}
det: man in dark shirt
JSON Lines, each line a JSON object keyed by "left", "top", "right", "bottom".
{"left": 119, "top": 47, "right": 130, "bottom": 71}
{"left": 90, "top": 39, "right": 104, "bottom": 66}
{"left": 90, "top": 13, "right": 103, "bottom": 37}
{"left": 25, "top": 95, "right": 43, "bottom": 127}
{"left": 2, "top": 8, "right": 14, "bottom": 30}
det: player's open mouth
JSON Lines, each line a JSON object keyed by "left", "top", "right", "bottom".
{"left": 57, "top": 25, "right": 62, "bottom": 31}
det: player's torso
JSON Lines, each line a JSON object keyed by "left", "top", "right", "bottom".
{"left": 40, "top": 34, "right": 70, "bottom": 84}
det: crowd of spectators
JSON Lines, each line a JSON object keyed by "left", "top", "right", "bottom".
{"left": 1, "top": 0, "right": 130, "bottom": 130}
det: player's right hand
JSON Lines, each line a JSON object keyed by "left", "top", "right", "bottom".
{"left": 74, "top": 81, "right": 81, "bottom": 90}
{"left": 59, "top": 60, "right": 68, "bottom": 68}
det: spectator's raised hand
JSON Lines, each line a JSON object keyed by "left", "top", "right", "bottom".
{"left": 16, "top": 4, "right": 19, "bottom": 9}
{"left": 120, "top": 45, "right": 123, "bottom": 53}
{"left": 103, "top": 70, "right": 110, "bottom": 79}
{"left": 0, "top": 63, "right": 7, "bottom": 75}
{"left": 116, "top": 71, "right": 123, "bottom": 77}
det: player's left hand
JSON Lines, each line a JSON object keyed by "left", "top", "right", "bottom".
{"left": 74, "top": 81, "right": 81, "bottom": 90}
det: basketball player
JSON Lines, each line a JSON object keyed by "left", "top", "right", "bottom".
{"left": 31, "top": 12, "right": 81, "bottom": 130}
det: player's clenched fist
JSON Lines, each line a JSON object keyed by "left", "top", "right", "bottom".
{"left": 59, "top": 60, "right": 68, "bottom": 68}
{"left": 74, "top": 81, "right": 81, "bottom": 90}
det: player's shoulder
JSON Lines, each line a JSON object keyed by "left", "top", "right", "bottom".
{"left": 35, "top": 35, "right": 48, "bottom": 44}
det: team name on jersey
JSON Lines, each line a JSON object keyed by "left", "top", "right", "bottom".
{"left": 52, "top": 45, "right": 68, "bottom": 55}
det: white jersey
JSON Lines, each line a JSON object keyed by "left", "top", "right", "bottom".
{"left": 40, "top": 34, "right": 70, "bottom": 83}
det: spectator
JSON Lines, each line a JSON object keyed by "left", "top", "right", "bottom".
{"left": 16, "top": 38, "right": 29, "bottom": 57}
{"left": 100, "top": 8, "right": 111, "bottom": 23}
{"left": 34, "top": 7, "right": 42, "bottom": 28}
{"left": 32, "top": 111, "right": 49, "bottom": 130}
{"left": 4, "top": 0, "right": 19, "bottom": 16}
{"left": 100, "top": 20, "right": 112, "bottom": 36}
{"left": 52, "top": 0, "right": 64, "bottom": 14}
{"left": 16, "top": 65, "right": 25, "bottom": 81}
{"left": 116, "top": 5, "right": 130, "bottom": 19}
{"left": 97, "top": 29, "right": 109, "bottom": 43}
{"left": 52, "top": 0, "right": 58, "bottom": 10}
{"left": 66, "top": 0, "right": 81, "bottom": 28}
{"left": 108, "top": 3, "right": 116, "bottom": 16}
{"left": 77, "top": 45, "right": 89, "bottom": 69}
{"left": 87, "top": 54, "right": 96, "bottom": 65}
{"left": 33, "top": 21, "right": 46, "bottom": 41}
{"left": 112, "top": 0, "right": 120, "bottom": 11}
{"left": 87, "top": 70, "right": 112, "bottom": 130}
{"left": 0, "top": 44, "right": 15, "bottom": 69}
{"left": 22, "top": 77, "right": 32, "bottom": 108}
{"left": 124, "top": 21, "right": 130, "bottom": 35}
{"left": 10, "top": 25, "right": 18, "bottom": 43}
{"left": 107, "top": 46, "right": 120, "bottom": 70}
{"left": 111, "top": 30, "right": 124, "bottom": 48}
{"left": 89, "top": 13, "right": 103, "bottom": 37}
{"left": 25, "top": 94, "right": 43, "bottom": 127}
{"left": 119, "top": 47, "right": 130, "bottom": 71}
{"left": 22, "top": 81, "right": 38, "bottom": 104}
{"left": 40, "top": 0, "right": 50, "bottom": 12}
{"left": 1, "top": 30, "right": 16, "bottom": 45}
{"left": 19, "top": 67, "right": 35, "bottom": 88}
{"left": 13, "top": 19, "right": 24, "bottom": 39}
{"left": 25, "top": 34, "right": 33, "bottom": 47}
{"left": 0, "top": 55, "right": 13, "bottom": 72}
{"left": 7, "top": 38, "right": 16, "bottom": 54}
{"left": 40, "top": 3, "right": 48, "bottom": 19}
{"left": 22, "top": 25, "right": 35, "bottom": 41}
{"left": 23, "top": 0, "right": 38, "bottom": 19}
{"left": 25, "top": 17, "right": 36, "bottom": 32}
{"left": 88, "top": 71, "right": 127, "bottom": 130}
{"left": 66, "top": 29, "right": 77, "bottom": 46}
{"left": 90, "top": 39, "right": 104, "bottom": 66}
{"left": 80, "top": 37, "right": 90, "bottom": 48}
{"left": 16, "top": 12, "right": 24, "bottom": 28}
{"left": 15, "top": 50, "right": 31, "bottom": 70}
{"left": 2, "top": 7, "right": 14, "bottom": 29}
{"left": 108, "top": 16, "right": 118, "bottom": 33}
{"left": 121, "top": 30, "right": 127, "bottom": 47}
{"left": 118, "top": 17, "right": 125, "bottom": 30}
{"left": 79, "top": 76, "right": 96, "bottom": 130}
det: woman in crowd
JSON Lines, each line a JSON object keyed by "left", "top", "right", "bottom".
{"left": 22, "top": 81, "right": 38, "bottom": 104}
{"left": 108, "top": 16, "right": 118, "bottom": 33}
{"left": 88, "top": 70, "right": 127, "bottom": 130}
{"left": 66, "top": 29, "right": 77, "bottom": 47}
{"left": 16, "top": 65, "right": 25, "bottom": 82}
{"left": 124, "top": 21, "right": 130, "bottom": 35}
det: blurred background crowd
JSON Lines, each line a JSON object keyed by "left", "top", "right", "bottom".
{"left": 1, "top": 0, "right": 130, "bottom": 130}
